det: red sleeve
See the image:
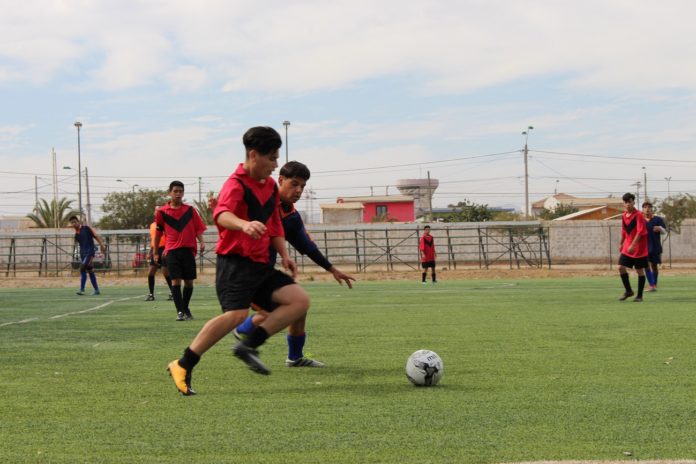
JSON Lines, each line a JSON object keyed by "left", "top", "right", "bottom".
{"left": 267, "top": 195, "right": 285, "bottom": 238}
{"left": 155, "top": 210, "right": 163, "bottom": 228}
{"left": 636, "top": 213, "right": 648, "bottom": 236}
{"left": 214, "top": 178, "right": 244, "bottom": 222}
{"left": 419, "top": 236, "right": 425, "bottom": 251}
{"left": 192, "top": 208, "right": 207, "bottom": 234}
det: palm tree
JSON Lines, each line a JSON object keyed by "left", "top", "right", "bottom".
{"left": 26, "top": 198, "right": 80, "bottom": 228}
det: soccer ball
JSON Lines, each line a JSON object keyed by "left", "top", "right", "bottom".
{"left": 405, "top": 349, "right": 443, "bottom": 386}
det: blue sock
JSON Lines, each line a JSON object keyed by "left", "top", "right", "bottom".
{"left": 645, "top": 269, "right": 654, "bottom": 286}
{"left": 653, "top": 271, "right": 659, "bottom": 286}
{"left": 237, "top": 316, "right": 256, "bottom": 335}
{"left": 80, "top": 271, "right": 87, "bottom": 291}
{"left": 287, "top": 333, "right": 306, "bottom": 361}
{"left": 88, "top": 272, "right": 99, "bottom": 291}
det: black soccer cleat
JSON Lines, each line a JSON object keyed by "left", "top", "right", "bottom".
{"left": 233, "top": 343, "right": 270, "bottom": 375}
{"left": 618, "top": 291, "right": 635, "bottom": 301}
{"left": 146, "top": 294, "right": 155, "bottom": 301}
{"left": 176, "top": 312, "right": 186, "bottom": 321}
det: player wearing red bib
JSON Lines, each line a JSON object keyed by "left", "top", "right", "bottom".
{"left": 618, "top": 192, "right": 649, "bottom": 302}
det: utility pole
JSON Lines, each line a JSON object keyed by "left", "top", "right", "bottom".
{"left": 85, "top": 167, "right": 92, "bottom": 225}
{"left": 34, "top": 176, "right": 39, "bottom": 211}
{"left": 282, "top": 120, "right": 291, "bottom": 164}
{"left": 198, "top": 177, "right": 202, "bottom": 204}
{"left": 642, "top": 167, "right": 647, "bottom": 202}
{"left": 427, "top": 171, "right": 434, "bottom": 222}
{"left": 74, "top": 121, "right": 83, "bottom": 217}
{"left": 631, "top": 181, "right": 642, "bottom": 205}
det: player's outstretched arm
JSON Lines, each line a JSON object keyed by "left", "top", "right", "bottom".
{"left": 328, "top": 266, "right": 355, "bottom": 289}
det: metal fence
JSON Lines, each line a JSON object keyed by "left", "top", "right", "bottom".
{"left": 2, "top": 222, "right": 551, "bottom": 277}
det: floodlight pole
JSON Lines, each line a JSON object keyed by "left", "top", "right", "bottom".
{"left": 74, "top": 121, "right": 83, "bottom": 217}
{"left": 522, "top": 126, "right": 534, "bottom": 218}
{"left": 282, "top": 120, "right": 291, "bottom": 164}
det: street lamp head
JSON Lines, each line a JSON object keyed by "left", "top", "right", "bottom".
{"left": 74, "top": 121, "right": 82, "bottom": 129}
{"left": 528, "top": 125, "right": 534, "bottom": 131}
{"left": 283, "top": 120, "right": 291, "bottom": 127}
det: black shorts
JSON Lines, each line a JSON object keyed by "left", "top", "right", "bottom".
{"left": 618, "top": 254, "right": 648, "bottom": 269}
{"left": 216, "top": 254, "right": 295, "bottom": 312}
{"left": 422, "top": 261, "right": 436, "bottom": 269}
{"left": 166, "top": 248, "right": 197, "bottom": 280}
{"left": 150, "top": 247, "right": 167, "bottom": 267}
{"left": 648, "top": 252, "right": 662, "bottom": 265}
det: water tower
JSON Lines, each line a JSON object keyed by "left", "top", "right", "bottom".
{"left": 395, "top": 178, "right": 439, "bottom": 218}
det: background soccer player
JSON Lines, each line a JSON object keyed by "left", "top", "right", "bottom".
{"left": 419, "top": 225, "right": 437, "bottom": 284}
{"left": 69, "top": 215, "right": 105, "bottom": 296}
{"left": 641, "top": 201, "right": 667, "bottom": 292}
{"left": 618, "top": 193, "right": 649, "bottom": 302}
{"left": 154, "top": 181, "right": 207, "bottom": 321}
{"left": 231, "top": 161, "right": 356, "bottom": 367}
{"left": 146, "top": 207, "right": 173, "bottom": 301}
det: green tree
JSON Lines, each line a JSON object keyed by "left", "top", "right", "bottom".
{"left": 658, "top": 193, "right": 696, "bottom": 234}
{"left": 98, "top": 189, "right": 168, "bottom": 230}
{"left": 26, "top": 197, "right": 80, "bottom": 228}
{"left": 538, "top": 203, "right": 579, "bottom": 220}
{"left": 193, "top": 191, "right": 216, "bottom": 225}
{"left": 442, "top": 200, "right": 494, "bottom": 222}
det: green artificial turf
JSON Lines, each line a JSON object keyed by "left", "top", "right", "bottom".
{"left": 1, "top": 276, "right": 695, "bottom": 463}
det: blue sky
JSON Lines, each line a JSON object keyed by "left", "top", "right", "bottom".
{"left": 2, "top": 0, "right": 695, "bottom": 221}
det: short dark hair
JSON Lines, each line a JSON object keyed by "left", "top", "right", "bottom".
{"left": 169, "top": 180, "right": 184, "bottom": 192}
{"left": 68, "top": 215, "right": 79, "bottom": 222}
{"left": 243, "top": 126, "right": 282, "bottom": 156}
{"left": 280, "top": 161, "right": 311, "bottom": 181}
{"left": 642, "top": 201, "right": 653, "bottom": 208}
{"left": 424, "top": 225, "right": 431, "bottom": 230}
{"left": 622, "top": 192, "right": 635, "bottom": 203}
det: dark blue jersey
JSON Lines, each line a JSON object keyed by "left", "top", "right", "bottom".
{"left": 647, "top": 216, "right": 667, "bottom": 254}
{"left": 75, "top": 225, "right": 97, "bottom": 258}
{"left": 270, "top": 202, "right": 332, "bottom": 271}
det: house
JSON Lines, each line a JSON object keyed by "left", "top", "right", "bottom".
{"left": 320, "top": 195, "right": 415, "bottom": 224}
{"left": 552, "top": 205, "right": 623, "bottom": 221}
{"left": 532, "top": 194, "right": 624, "bottom": 217}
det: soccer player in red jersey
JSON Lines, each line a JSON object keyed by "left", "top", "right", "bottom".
{"left": 154, "top": 181, "right": 207, "bottom": 320}
{"left": 419, "top": 225, "right": 437, "bottom": 284}
{"left": 167, "top": 126, "right": 309, "bottom": 395}
{"left": 618, "top": 192, "right": 649, "bottom": 302}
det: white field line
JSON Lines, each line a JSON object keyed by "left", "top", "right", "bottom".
{"left": 0, "top": 295, "right": 144, "bottom": 327}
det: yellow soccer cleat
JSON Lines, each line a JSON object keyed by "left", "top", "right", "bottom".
{"left": 167, "top": 360, "right": 196, "bottom": 396}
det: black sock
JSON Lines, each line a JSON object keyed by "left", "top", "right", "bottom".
{"left": 422, "top": 272, "right": 426, "bottom": 282}
{"left": 638, "top": 275, "right": 646, "bottom": 297}
{"left": 244, "top": 326, "right": 270, "bottom": 349}
{"left": 432, "top": 271, "right": 437, "bottom": 282}
{"left": 148, "top": 275, "right": 155, "bottom": 294}
{"left": 183, "top": 286, "right": 193, "bottom": 314}
{"left": 171, "top": 285, "right": 183, "bottom": 312}
{"left": 179, "top": 347, "right": 200, "bottom": 371}
{"left": 165, "top": 276, "right": 173, "bottom": 291}
{"left": 620, "top": 273, "right": 632, "bottom": 293}
{"left": 653, "top": 270, "right": 658, "bottom": 286}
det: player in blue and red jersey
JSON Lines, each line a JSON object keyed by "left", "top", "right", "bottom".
{"left": 167, "top": 126, "right": 309, "bottom": 395}
{"left": 154, "top": 181, "right": 207, "bottom": 321}
{"left": 641, "top": 201, "right": 667, "bottom": 292}
{"left": 69, "top": 215, "right": 105, "bottom": 296}
{"left": 232, "top": 161, "right": 355, "bottom": 367}
{"left": 618, "top": 192, "right": 649, "bottom": 302}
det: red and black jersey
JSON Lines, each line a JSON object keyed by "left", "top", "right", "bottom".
{"left": 155, "top": 203, "right": 206, "bottom": 254}
{"left": 419, "top": 234, "right": 436, "bottom": 262}
{"left": 213, "top": 163, "right": 284, "bottom": 263}
{"left": 621, "top": 209, "right": 648, "bottom": 258}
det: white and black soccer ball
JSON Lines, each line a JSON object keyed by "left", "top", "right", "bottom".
{"left": 405, "top": 349, "right": 443, "bottom": 386}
